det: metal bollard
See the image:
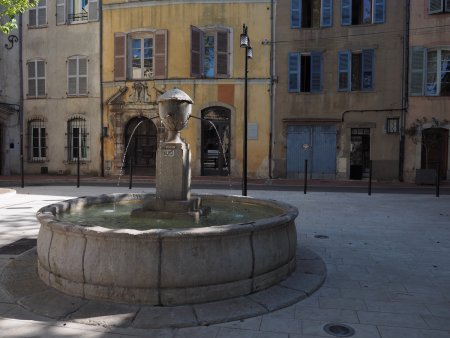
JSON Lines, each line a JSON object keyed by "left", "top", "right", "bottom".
{"left": 129, "top": 157, "right": 133, "bottom": 190}
{"left": 436, "top": 163, "right": 440, "bottom": 198}
{"left": 368, "top": 160, "right": 372, "bottom": 196}
{"left": 304, "top": 159, "right": 308, "bottom": 194}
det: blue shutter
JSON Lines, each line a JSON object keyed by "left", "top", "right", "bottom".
{"left": 409, "top": 46, "right": 425, "bottom": 96}
{"left": 288, "top": 52, "right": 300, "bottom": 93}
{"left": 341, "top": 0, "right": 351, "bottom": 26}
{"left": 362, "top": 49, "right": 375, "bottom": 90}
{"left": 321, "top": 0, "right": 333, "bottom": 27}
{"left": 373, "top": 0, "right": 385, "bottom": 23}
{"left": 291, "top": 0, "right": 301, "bottom": 28}
{"left": 311, "top": 52, "right": 323, "bottom": 92}
{"left": 338, "top": 50, "right": 351, "bottom": 91}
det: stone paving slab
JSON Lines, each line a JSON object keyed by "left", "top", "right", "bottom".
{"left": 0, "top": 246, "right": 326, "bottom": 329}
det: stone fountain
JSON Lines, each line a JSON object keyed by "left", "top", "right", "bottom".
{"left": 36, "top": 89, "right": 298, "bottom": 306}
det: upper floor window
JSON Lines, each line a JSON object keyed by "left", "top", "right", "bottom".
{"left": 28, "top": 119, "right": 47, "bottom": 161}
{"left": 429, "top": 0, "right": 450, "bottom": 14}
{"left": 191, "top": 26, "right": 230, "bottom": 78}
{"left": 27, "top": 59, "right": 46, "bottom": 98}
{"left": 114, "top": 30, "right": 167, "bottom": 81}
{"left": 291, "top": 0, "right": 333, "bottom": 28}
{"left": 410, "top": 46, "right": 450, "bottom": 96}
{"left": 56, "top": 0, "right": 98, "bottom": 25}
{"left": 288, "top": 52, "right": 323, "bottom": 93}
{"left": 341, "top": 0, "right": 385, "bottom": 26}
{"left": 29, "top": 0, "right": 47, "bottom": 28}
{"left": 68, "top": 118, "right": 89, "bottom": 161}
{"left": 338, "top": 49, "right": 375, "bottom": 91}
{"left": 68, "top": 56, "right": 88, "bottom": 96}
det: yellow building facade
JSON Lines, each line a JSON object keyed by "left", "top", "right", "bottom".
{"left": 102, "top": 0, "right": 272, "bottom": 178}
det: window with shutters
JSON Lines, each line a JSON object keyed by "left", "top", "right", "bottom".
{"left": 67, "top": 118, "right": 89, "bottom": 161}
{"left": 28, "top": 0, "right": 47, "bottom": 28}
{"left": 288, "top": 52, "right": 323, "bottom": 93}
{"left": 191, "top": 26, "right": 230, "bottom": 78}
{"left": 113, "top": 30, "right": 167, "bottom": 81}
{"left": 67, "top": 56, "right": 88, "bottom": 96}
{"left": 28, "top": 119, "right": 47, "bottom": 161}
{"left": 341, "top": 0, "right": 385, "bottom": 26}
{"left": 27, "top": 59, "right": 46, "bottom": 98}
{"left": 291, "top": 0, "right": 333, "bottom": 28}
{"left": 338, "top": 49, "right": 375, "bottom": 91}
{"left": 429, "top": 0, "right": 450, "bottom": 14}
{"left": 66, "top": 0, "right": 98, "bottom": 23}
{"left": 410, "top": 46, "right": 450, "bottom": 96}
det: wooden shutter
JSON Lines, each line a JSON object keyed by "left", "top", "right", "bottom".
{"left": 338, "top": 50, "right": 351, "bottom": 91}
{"left": 429, "top": 0, "right": 443, "bottom": 13}
{"left": 37, "top": 61, "right": 45, "bottom": 96}
{"left": 191, "top": 26, "right": 203, "bottom": 78}
{"left": 28, "top": 62, "right": 36, "bottom": 96}
{"left": 114, "top": 33, "right": 126, "bottom": 81}
{"left": 29, "top": 8, "right": 37, "bottom": 27}
{"left": 38, "top": 0, "right": 46, "bottom": 25}
{"left": 291, "top": 0, "right": 301, "bottom": 28}
{"left": 321, "top": 0, "right": 332, "bottom": 27}
{"left": 362, "top": 49, "right": 374, "bottom": 90}
{"left": 373, "top": 0, "right": 385, "bottom": 23}
{"left": 68, "top": 58, "right": 77, "bottom": 95}
{"left": 56, "top": 0, "right": 66, "bottom": 25}
{"left": 88, "top": 0, "right": 99, "bottom": 21}
{"left": 409, "top": 46, "right": 425, "bottom": 96}
{"left": 79, "top": 57, "right": 88, "bottom": 94}
{"left": 311, "top": 52, "right": 323, "bottom": 92}
{"left": 288, "top": 52, "right": 300, "bottom": 92}
{"left": 216, "top": 30, "right": 229, "bottom": 78}
{"left": 341, "top": 0, "right": 351, "bottom": 26}
{"left": 154, "top": 29, "right": 167, "bottom": 79}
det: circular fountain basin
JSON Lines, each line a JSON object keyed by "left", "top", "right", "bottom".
{"left": 36, "top": 194, "right": 298, "bottom": 306}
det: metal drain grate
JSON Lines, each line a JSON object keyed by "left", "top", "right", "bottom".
{"left": 0, "top": 238, "right": 37, "bottom": 255}
{"left": 314, "top": 235, "right": 329, "bottom": 239}
{"left": 323, "top": 323, "right": 355, "bottom": 337}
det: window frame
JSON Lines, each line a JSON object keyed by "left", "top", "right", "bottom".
{"left": 28, "top": 119, "right": 47, "bottom": 162}
{"left": 68, "top": 118, "right": 89, "bottom": 162}
{"left": 386, "top": 118, "right": 400, "bottom": 134}
{"left": 425, "top": 47, "right": 450, "bottom": 96}
{"left": 429, "top": 0, "right": 450, "bottom": 14}
{"left": 341, "top": 0, "right": 385, "bottom": 26}
{"left": 291, "top": 0, "right": 333, "bottom": 29}
{"left": 27, "top": 59, "right": 46, "bottom": 98}
{"left": 338, "top": 49, "right": 375, "bottom": 92}
{"left": 28, "top": 0, "right": 47, "bottom": 28}
{"left": 67, "top": 55, "right": 88, "bottom": 96}
{"left": 288, "top": 51, "right": 323, "bottom": 93}
{"left": 190, "top": 26, "right": 231, "bottom": 79}
{"left": 128, "top": 33, "right": 154, "bottom": 80}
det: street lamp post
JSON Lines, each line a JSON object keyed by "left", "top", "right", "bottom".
{"left": 240, "top": 24, "right": 252, "bottom": 196}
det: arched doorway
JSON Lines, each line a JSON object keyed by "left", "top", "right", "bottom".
{"left": 421, "top": 128, "right": 449, "bottom": 179}
{"left": 201, "top": 107, "right": 231, "bottom": 176}
{"left": 124, "top": 117, "right": 157, "bottom": 176}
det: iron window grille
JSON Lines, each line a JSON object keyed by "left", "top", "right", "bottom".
{"left": 386, "top": 118, "right": 400, "bottom": 134}
{"left": 67, "top": 118, "right": 89, "bottom": 162}
{"left": 28, "top": 119, "right": 47, "bottom": 162}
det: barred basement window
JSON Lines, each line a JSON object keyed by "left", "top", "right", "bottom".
{"left": 28, "top": 119, "right": 47, "bottom": 161}
{"left": 67, "top": 118, "right": 89, "bottom": 161}
{"left": 386, "top": 118, "right": 399, "bottom": 134}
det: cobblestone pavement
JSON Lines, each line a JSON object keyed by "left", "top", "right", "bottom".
{"left": 0, "top": 185, "right": 449, "bottom": 338}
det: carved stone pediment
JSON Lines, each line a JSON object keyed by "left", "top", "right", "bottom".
{"left": 107, "top": 83, "right": 161, "bottom": 113}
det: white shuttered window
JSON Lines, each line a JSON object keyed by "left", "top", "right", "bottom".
{"left": 29, "top": 0, "right": 47, "bottom": 28}
{"left": 68, "top": 56, "right": 88, "bottom": 96}
{"left": 27, "top": 60, "right": 46, "bottom": 97}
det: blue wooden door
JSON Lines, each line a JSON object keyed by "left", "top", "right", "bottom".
{"left": 287, "top": 125, "right": 336, "bottom": 179}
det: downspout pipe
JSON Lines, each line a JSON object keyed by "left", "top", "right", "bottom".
{"left": 19, "top": 14, "right": 24, "bottom": 187}
{"left": 268, "top": 0, "right": 275, "bottom": 179}
{"left": 99, "top": 0, "right": 105, "bottom": 177}
{"left": 399, "top": 0, "right": 410, "bottom": 182}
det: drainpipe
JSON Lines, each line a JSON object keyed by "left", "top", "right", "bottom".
{"left": 268, "top": 0, "right": 275, "bottom": 179}
{"left": 399, "top": 0, "right": 410, "bottom": 182}
{"left": 19, "top": 14, "right": 24, "bottom": 187}
{"left": 341, "top": 109, "right": 406, "bottom": 123}
{"left": 99, "top": 0, "right": 105, "bottom": 177}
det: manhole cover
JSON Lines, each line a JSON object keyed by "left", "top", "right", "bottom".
{"left": 0, "top": 238, "right": 37, "bottom": 255}
{"left": 323, "top": 323, "right": 355, "bottom": 337}
{"left": 314, "top": 235, "right": 329, "bottom": 239}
